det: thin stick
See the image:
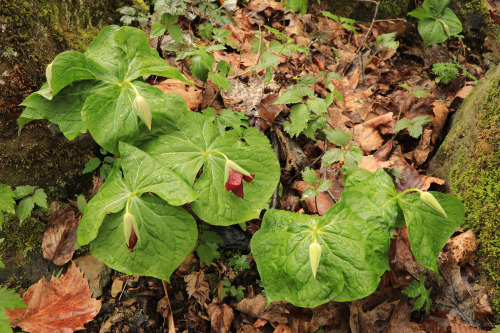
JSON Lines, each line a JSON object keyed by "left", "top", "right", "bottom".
{"left": 230, "top": 25, "right": 262, "bottom": 79}
{"left": 162, "top": 280, "right": 176, "bottom": 333}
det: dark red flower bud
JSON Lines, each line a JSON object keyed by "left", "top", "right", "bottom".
{"left": 225, "top": 166, "right": 255, "bottom": 198}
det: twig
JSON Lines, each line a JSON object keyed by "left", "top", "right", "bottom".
{"left": 162, "top": 280, "right": 176, "bottom": 333}
{"left": 271, "top": 130, "right": 281, "bottom": 209}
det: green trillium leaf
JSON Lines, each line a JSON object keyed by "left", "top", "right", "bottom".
{"left": 252, "top": 169, "right": 398, "bottom": 307}
{"left": 142, "top": 110, "right": 280, "bottom": 226}
{"left": 77, "top": 142, "right": 198, "bottom": 245}
{"left": 18, "top": 25, "right": 191, "bottom": 155}
{"left": 397, "top": 192, "right": 464, "bottom": 274}
{"left": 90, "top": 195, "right": 197, "bottom": 281}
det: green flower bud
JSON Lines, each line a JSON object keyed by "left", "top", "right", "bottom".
{"left": 46, "top": 63, "right": 53, "bottom": 91}
{"left": 133, "top": 95, "right": 152, "bottom": 130}
{"left": 420, "top": 191, "right": 447, "bottom": 218}
{"left": 123, "top": 212, "right": 141, "bottom": 251}
{"left": 225, "top": 160, "right": 252, "bottom": 182}
{"left": 309, "top": 241, "right": 322, "bottom": 279}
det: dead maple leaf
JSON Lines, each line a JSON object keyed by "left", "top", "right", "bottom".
{"left": 42, "top": 202, "right": 78, "bottom": 266}
{"left": 7, "top": 262, "right": 101, "bottom": 333}
{"left": 207, "top": 297, "right": 234, "bottom": 333}
{"left": 184, "top": 271, "right": 210, "bottom": 306}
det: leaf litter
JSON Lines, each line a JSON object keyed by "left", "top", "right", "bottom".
{"left": 4, "top": 0, "right": 498, "bottom": 331}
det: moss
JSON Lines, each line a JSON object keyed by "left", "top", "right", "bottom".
{"left": 429, "top": 66, "right": 500, "bottom": 321}
{"left": 0, "top": 214, "right": 45, "bottom": 260}
{"left": 453, "top": 0, "right": 491, "bottom": 51}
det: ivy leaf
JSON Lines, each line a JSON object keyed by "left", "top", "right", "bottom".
{"left": 322, "top": 148, "right": 343, "bottom": 165}
{"left": 323, "top": 128, "right": 350, "bottom": 147}
{"left": 289, "top": 103, "right": 311, "bottom": 136}
{"left": 142, "top": 111, "right": 280, "bottom": 226}
{"left": 306, "top": 97, "right": 328, "bottom": 116}
{"left": 317, "top": 180, "right": 332, "bottom": 192}
{"left": 150, "top": 22, "right": 166, "bottom": 38}
{"left": 0, "top": 185, "right": 15, "bottom": 215}
{"left": 209, "top": 72, "right": 232, "bottom": 91}
{"left": 90, "top": 195, "right": 197, "bottom": 281}
{"left": 397, "top": 192, "right": 464, "bottom": 275}
{"left": 201, "top": 231, "right": 222, "bottom": 243}
{"left": 167, "top": 25, "right": 184, "bottom": 43}
{"left": 301, "top": 168, "right": 318, "bottom": 187}
{"left": 13, "top": 185, "right": 35, "bottom": 200}
{"left": 301, "top": 188, "right": 319, "bottom": 200}
{"left": 190, "top": 55, "right": 210, "bottom": 82}
{"left": 82, "top": 157, "right": 102, "bottom": 174}
{"left": 197, "top": 242, "right": 221, "bottom": 265}
{"left": 0, "top": 287, "right": 26, "bottom": 310}
{"left": 252, "top": 169, "right": 399, "bottom": 307}
{"left": 17, "top": 197, "right": 35, "bottom": 223}
{"left": 31, "top": 189, "right": 47, "bottom": 210}
{"left": 77, "top": 142, "right": 198, "bottom": 245}
{"left": 274, "top": 86, "right": 304, "bottom": 105}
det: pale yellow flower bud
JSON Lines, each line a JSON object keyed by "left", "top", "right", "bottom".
{"left": 46, "top": 63, "right": 53, "bottom": 91}
{"left": 133, "top": 95, "right": 152, "bottom": 130}
{"left": 309, "top": 241, "right": 322, "bottom": 279}
{"left": 420, "top": 191, "right": 447, "bottom": 218}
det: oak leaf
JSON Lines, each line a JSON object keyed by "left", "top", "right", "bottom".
{"left": 7, "top": 262, "right": 101, "bottom": 333}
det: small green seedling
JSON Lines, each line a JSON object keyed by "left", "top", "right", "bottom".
{"left": 82, "top": 149, "right": 116, "bottom": 180}
{"left": 196, "top": 231, "right": 222, "bottom": 265}
{"left": 0, "top": 184, "right": 47, "bottom": 227}
{"left": 229, "top": 254, "right": 251, "bottom": 272}
{"left": 399, "top": 83, "right": 430, "bottom": 99}
{"left": 300, "top": 168, "right": 332, "bottom": 201}
{"left": 432, "top": 56, "right": 477, "bottom": 84}
{"left": 394, "top": 116, "right": 432, "bottom": 138}
{"left": 220, "top": 280, "right": 245, "bottom": 301}
{"left": 402, "top": 274, "right": 432, "bottom": 314}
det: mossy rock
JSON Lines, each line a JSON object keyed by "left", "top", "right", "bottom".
{"left": 428, "top": 64, "right": 500, "bottom": 321}
{"left": 318, "top": 0, "right": 411, "bottom": 22}
{"left": 0, "top": 0, "right": 144, "bottom": 201}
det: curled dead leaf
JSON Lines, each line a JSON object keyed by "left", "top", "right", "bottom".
{"left": 207, "top": 297, "right": 234, "bottom": 333}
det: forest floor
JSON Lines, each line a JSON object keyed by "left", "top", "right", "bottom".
{"left": 3, "top": 0, "right": 500, "bottom": 332}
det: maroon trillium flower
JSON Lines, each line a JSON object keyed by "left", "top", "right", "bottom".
{"left": 225, "top": 163, "right": 255, "bottom": 199}
{"left": 128, "top": 226, "right": 138, "bottom": 252}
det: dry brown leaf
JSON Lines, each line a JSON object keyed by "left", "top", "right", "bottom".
{"left": 419, "top": 175, "right": 445, "bottom": 191}
{"left": 385, "top": 301, "right": 417, "bottom": 333}
{"left": 290, "top": 181, "right": 334, "bottom": 215}
{"left": 155, "top": 79, "right": 202, "bottom": 110}
{"left": 359, "top": 155, "right": 393, "bottom": 172}
{"left": 42, "top": 202, "right": 78, "bottom": 266}
{"left": 236, "top": 293, "right": 267, "bottom": 318}
{"left": 431, "top": 100, "right": 450, "bottom": 144}
{"left": 221, "top": 74, "right": 264, "bottom": 115}
{"left": 7, "top": 262, "right": 101, "bottom": 333}
{"left": 245, "top": 0, "right": 283, "bottom": 12}
{"left": 450, "top": 316, "right": 491, "bottom": 333}
{"left": 274, "top": 323, "right": 293, "bottom": 333}
{"left": 414, "top": 128, "right": 433, "bottom": 165}
{"left": 444, "top": 230, "right": 478, "bottom": 267}
{"left": 207, "top": 297, "right": 234, "bottom": 333}
{"left": 353, "top": 112, "right": 393, "bottom": 153}
{"left": 184, "top": 271, "right": 210, "bottom": 306}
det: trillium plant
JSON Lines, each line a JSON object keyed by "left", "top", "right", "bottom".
{"left": 18, "top": 25, "right": 465, "bottom": 308}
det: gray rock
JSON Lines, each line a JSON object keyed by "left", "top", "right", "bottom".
{"left": 75, "top": 254, "right": 112, "bottom": 298}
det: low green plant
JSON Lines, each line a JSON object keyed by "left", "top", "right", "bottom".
{"left": 196, "top": 231, "right": 222, "bottom": 265}
{"left": 228, "top": 254, "right": 251, "bottom": 272}
{"left": 300, "top": 168, "right": 332, "bottom": 201}
{"left": 408, "top": 0, "right": 462, "bottom": 47}
{"left": 0, "top": 286, "right": 26, "bottom": 333}
{"left": 402, "top": 274, "right": 432, "bottom": 314}
{"left": 399, "top": 83, "right": 430, "bottom": 99}
{"left": 252, "top": 168, "right": 464, "bottom": 307}
{"left": 432, "top": 56, "right": 477, "bottom": 84}
{"left": 82, "top": 148, "right": 115, "bottom": 181}
{"left": 220, "top": 280, "right": 245, "bottom": 301}
{"left": 117, "top": 4, "right": 152, "bottom": 28}
{"left": 321, "top": 128, "right": 363, "bottom": 179}
{"left": 394, "top": 116, "right": 432, "bottom": 138}
{"left": 0, "top": 185, "right": 47, "bottom": 227}
{"left": 320, "top": 11, "right": 358, "bottom": 35}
